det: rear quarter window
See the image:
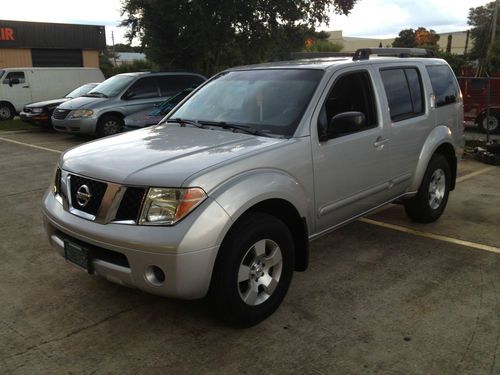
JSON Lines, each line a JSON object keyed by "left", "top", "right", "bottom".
{"left": 426, "top": 65, "right": 459, "bottom": 107}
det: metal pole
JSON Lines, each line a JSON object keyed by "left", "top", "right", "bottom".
{"left": 486, "top": 78, "right": 491, "bottom": 144}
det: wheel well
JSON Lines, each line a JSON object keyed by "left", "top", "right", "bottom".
{"left": 434, "top": 143, "right": 457, "bottom": 190}
{"left": 244, "top": 199, "right": 309, "bottom": 272}
{"left": 98, "top": 112, "right": 124, "bottom": 123}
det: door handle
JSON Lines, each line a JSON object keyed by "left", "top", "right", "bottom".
{"left": 373, "top": 137, "right": 389, "bottom": 149}
{"left": 22, "top": 85, "right": 30, "bottom": 88}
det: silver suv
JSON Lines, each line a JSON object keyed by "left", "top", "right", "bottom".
{"left": 42, "top": 48, "right": 464, "bottom": 327}
{"left": 51, "top": 72, "right": 205, "bottom": 137}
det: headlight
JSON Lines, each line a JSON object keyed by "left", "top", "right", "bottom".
{"left": 31, "top": 107, "right": 43, "bottom": 113}
{"left": 139, "top": 187, "right": 206, "bottom": 225}
{"left": 71, "top": 109, "right": 94, "bottom": 118}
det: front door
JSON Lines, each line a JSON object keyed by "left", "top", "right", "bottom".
{"left": 312, "top": 67, "right": 393, "bottom": 234}
{"left": 2, "top": 71, "right": 31, "bottom": 112}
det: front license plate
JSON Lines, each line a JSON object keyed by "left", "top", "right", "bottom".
{"left": 64, "top": 241, "right": 93, "bottom": 274}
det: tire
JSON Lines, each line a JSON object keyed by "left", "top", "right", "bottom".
{"left": 210, "top": 212, "right": 295, "bottom": 327}
{"left": 96, "top": 115, "right": 124, "bottom": 137}
{"left": 0, "top": 102, "right": 15, "bottom": 120}
{"left": 478, "top": 112, "right": 500, "bottom": 134}
{"left": 404, "top": 154, "right": 451, "bottom": 223}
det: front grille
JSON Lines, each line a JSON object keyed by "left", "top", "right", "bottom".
{"left": 53, "top": 109, "right": 71, "bottom": 120}
{"left": 69, "top": 175, "right": 107, "bottom": 216}
{"left": 115, "top": 187, "right": 146, "bottom": 222}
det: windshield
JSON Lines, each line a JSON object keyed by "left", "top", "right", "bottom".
{"left": 0, "top": 70, "right": 4, "bottom": 80}
{"left": 171, "top": 69, "right": 323, "bottom": 136}
{"left": 86, "top": 75, "right": 136, "bottom": 97}
{"left": 65, "top": 83, "right": 98, "bottom": 98}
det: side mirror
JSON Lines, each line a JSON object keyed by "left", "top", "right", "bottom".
{"left": 326, "top": 111, "right": 366, "bottom": 138}
{"left": 8, "top": 78, "right": 20, "bottom": 87}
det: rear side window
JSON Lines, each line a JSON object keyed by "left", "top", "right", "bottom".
{"left": 426, "top": 65, "right": 459, "bottom": 107}
{"left": 159, "top": 75, "right": 205, "bottom": 96}
{"left": 380, "top": 67, "right": 424, "bottom": 121}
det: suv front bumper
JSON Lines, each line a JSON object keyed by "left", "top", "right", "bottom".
{"left": 42, "top": 190, "right": 231, "bottom": 299}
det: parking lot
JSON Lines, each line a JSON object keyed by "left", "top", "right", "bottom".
{"left": 0, "top": 128, "right": 499, "bottom": 374}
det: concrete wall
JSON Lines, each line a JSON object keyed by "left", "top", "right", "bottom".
{"left": 0, "top": 48, "right": 32, "bottom": 68}
{"left": 328, "top": 30, "right": 473, "bottom": 55}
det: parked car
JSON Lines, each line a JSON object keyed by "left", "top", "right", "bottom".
{"left": 51, "top": 72, "right": 206, "bottom": 137}
{"left": 124, "top": 87, "right": 197, "bottom": 131}
{"left": 20, "top": 83, "right": 99, "bottom": 127}
{"left": 0, "top": 67, "right": 104, "bottom": 120}
{"left": 42, "top": 48, "right": 464, "bottom": 327}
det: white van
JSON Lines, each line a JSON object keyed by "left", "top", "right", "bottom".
{"left": 0, "top": 67, "right": 105, "bottom": 120}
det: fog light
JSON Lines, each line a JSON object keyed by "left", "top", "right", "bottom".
{"left": 144, "top": 265, "right": 165, "bottom": 286}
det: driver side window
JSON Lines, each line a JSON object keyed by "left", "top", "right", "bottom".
{"left": 2, "top": 71, "right": 25, "bottom": 85}
{"left": 318, "top": 70, "right": 377, "bottom": 140}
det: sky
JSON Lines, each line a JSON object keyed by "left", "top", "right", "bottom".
{"left": 0, "top": 0, "right": 493, "bottom": 45}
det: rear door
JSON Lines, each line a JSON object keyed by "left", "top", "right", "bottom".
{"left": 2, "top": 70, "right": 31, "bottom": 111}
{"left": 377, "top": 64, "right": 431, "bottom": 195}
{"left": 311, "top": 66, "right": 393, "bottom": 233}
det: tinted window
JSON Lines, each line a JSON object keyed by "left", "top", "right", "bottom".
{"left": 127, "top": 77, "right": 160, "bottom": 99}
{"left": 380, "top": 67, "right": 424, "bottom": 121}
{"left": 3, "top": 71, "right": 25, "bottom": 84}
{"left": 426, "top": 65, "right": 459, "bottom": 107}
{"left": 319, "top": 70, "right": 377, "bottom": 139}
{"left": 159, "top": 75, "right": 205, "bottom": 96}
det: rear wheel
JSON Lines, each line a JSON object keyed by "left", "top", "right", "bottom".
{"left": 478, "top": 112, "right": 500, "bottom": 134}
{"left": 97, "top": 115, "right": 123, "bottom": 137}
{"left": 404, "top": 154, "right": 451, "bottom": 223}
{"left": 0, "top": 102, "right": 15, "bottom": 120}
{"left": 210, "top": 213, "right": 294, "bottom": 327}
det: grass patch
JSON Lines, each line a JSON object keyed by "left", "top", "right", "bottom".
{"left": 0, "top": 118, "right": 39, "bottom": 131}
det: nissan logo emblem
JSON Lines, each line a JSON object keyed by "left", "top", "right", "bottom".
{"left": 76, "top": 185, "right": 92, "bottom": 207}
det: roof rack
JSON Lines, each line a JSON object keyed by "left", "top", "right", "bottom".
{"left": 352, "top": 48, "right": 435, "bottom": 61}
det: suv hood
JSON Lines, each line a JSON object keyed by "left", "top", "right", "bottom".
{"left": 57, "top": 96, "right": 108, "bottom": 110}
{"left": 61, "top": 124, "right": 286, "bottom": 187}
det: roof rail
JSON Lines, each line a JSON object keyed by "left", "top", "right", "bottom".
{"left": 352, "top": 48, "right": 435, "bottom": 61}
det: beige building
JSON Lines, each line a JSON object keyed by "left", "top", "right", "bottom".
{"left": 328, "top": 30, "right": 472, "bottom": 55}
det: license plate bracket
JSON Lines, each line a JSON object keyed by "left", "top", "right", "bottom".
{"left": 64, "top": 240, "right": 94, "bottom": 274}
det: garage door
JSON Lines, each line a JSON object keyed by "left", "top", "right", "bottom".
{"left": 31, "top": 49, "right": 83, "bottom": 67}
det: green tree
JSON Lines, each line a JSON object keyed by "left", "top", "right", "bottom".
{"left": 392, "top": 29, "right": 417, "bottom": 48}
{"left": 392, "top": 27, "right": 440, "bottom": 49}
{"left": 468, "top": 1, "right": 496, "bottom": 61}
{"left": 120, "top": 0, "right": 357, "bottom": 76}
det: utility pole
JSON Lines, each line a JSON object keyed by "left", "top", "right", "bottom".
{"left": 111, "top": 31, "right": 117, "bottom": 66}
{"left": 487, "top": 0, "right": 499, "bottom": 61}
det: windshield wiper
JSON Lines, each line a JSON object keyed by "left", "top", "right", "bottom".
{"left": 166, "top": 118, "right": 206, "bottom": 129}
{"left": 199, "top": 121, "right": 269, "bottom": 137}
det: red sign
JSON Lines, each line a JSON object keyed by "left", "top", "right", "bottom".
{"left": 0, "top": 28, "right": 15, "bottom": 41}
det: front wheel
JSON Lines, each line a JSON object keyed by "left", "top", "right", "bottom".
{"left": 0, "top": 102, "right": 14, "bottom": 120}
{"left": 210, "top": 213, "right": 294, "bottom": 327}
{"left": 96, "top": 115, "right": 124, "bottom": 137}
{"left": 404, "top": 153, "right": 451, "bottom": 223}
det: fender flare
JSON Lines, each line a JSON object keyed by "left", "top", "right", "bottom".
{"left": 408, "top": 125, "right": 456, "bottom": 192}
